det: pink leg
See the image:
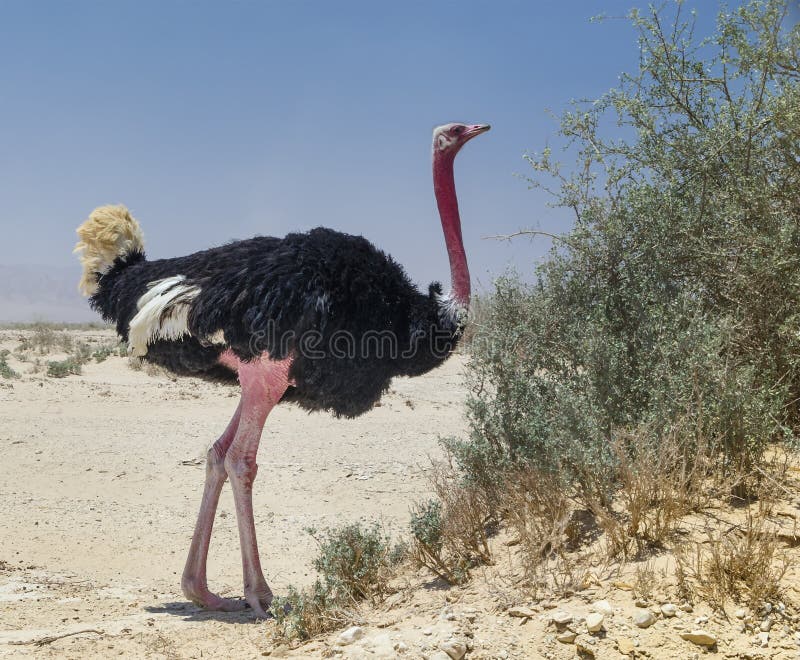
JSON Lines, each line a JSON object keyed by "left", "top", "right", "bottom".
{"left": 224, "top": 356, "right": 291, "bottom": 618}
{"left": 181, "top": 400, "right": 246, "bottom": 611}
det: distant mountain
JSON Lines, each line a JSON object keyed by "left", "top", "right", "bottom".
{"left": 0, "top": 264, "right": 101, "bottom": 322}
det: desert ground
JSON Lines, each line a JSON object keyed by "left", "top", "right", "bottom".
{"left": 2, "top": 328, "right": 800, "bottom": 659}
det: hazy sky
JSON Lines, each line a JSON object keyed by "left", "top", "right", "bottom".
{"left": 0, "top": 1, "right": 727, "bottom": 309}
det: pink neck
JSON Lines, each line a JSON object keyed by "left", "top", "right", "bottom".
{"left": 432, "top": 149, "right": 470, "bottom": 307}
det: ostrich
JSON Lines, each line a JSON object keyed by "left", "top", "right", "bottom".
{"left": 74, "top": 122, "right": 490, "bottom": 617}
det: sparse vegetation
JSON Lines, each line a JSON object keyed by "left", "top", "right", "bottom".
{"left": 268, "top": 522, "right": 402, "bottom": 642}
{"left": 0, "top": 350, "right": 18, "bottom": 379}
{"left": 409, "top": 463, "right": 493, "bottom": 585}
{"left": 46, "top": 357, "right": 83, "bottom": 378}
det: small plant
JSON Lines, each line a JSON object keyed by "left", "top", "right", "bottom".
{"left": 92, "top": 340, "right": 122, "bottom": 363}
{"left": 268, "top": 521, "right": 400, "bottom": 643}
{"left": 0, "top": 351, "right": 17, "bottom": 379}
{"left": 674, "top": 495, "right": 790, "bottom": 612}
{"left": 308, "top": 522, "right": 396, "bottom": 604}
{"left": 47, "top": 358, "right": 82, "bottom": 378}
{"left": 410, "top": 499, "right": 455, "bottom": 582}
{"left": 269, "top": 582, "right": 352, "bottom": 642}
{"left": 73, "top": 341, "right": 92, "bottom": 364}
{"left": 409, "top": 460, "right": 494, "bottom": 585}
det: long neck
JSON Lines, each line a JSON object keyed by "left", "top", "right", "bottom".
{"left": 433, "top": 150, "right": 470, "bottom": 308}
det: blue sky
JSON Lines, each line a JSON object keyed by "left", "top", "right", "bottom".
{"left": 0, "top": 1, "right": 728, "bottom": 314}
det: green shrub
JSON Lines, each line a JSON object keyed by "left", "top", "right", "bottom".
{"left": 47, "top": 358, "right": 82, "bottom": 378}
{"left": 92, "top": 341, "right": 123, "bottom": 363}
{"left": 0, "top": 351, "right": 17, "bottom": 379}
{"left": 269, "top": 582, "right": 349, "bottom": 642}
{"left": 269, "top": 522, "right": 401, "bottom": 642}
{"left": 308, "top": 522, "right": 396, "bottom": 603}
{"left": 447, "top": 1, "right": 799, "bottom": 555}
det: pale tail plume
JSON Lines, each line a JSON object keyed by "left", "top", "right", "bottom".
{"left": 74, "top": 205, "right": 145, "bottom": 296}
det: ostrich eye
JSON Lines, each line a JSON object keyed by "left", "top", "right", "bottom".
{"left": 451, "top": 126, "right": 464, "bottom": 135}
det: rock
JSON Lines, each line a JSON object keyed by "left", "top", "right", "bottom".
{"left": 680, "top": 602, "right": 694, "bottom": 612}
{"left": 556, "top": 630, "right": 577, "bottom": 644}
{"left": 756, "top": 631, "right": 770, "bottom": 648}
{"left": 593, "top": 600, "right": 614, "bottom": 616}
{"left": 734, "top": 608, "right": 748, "bottom": 619}
{"left": 680, "top": 630, "right": 717, "bottom": 647}
{"left": 661, "top": 603, "right": 677, "bottom": 618}
{"left": 336, "top": 626, "right": 365, "bottom": 646}
{"left": 439, "top": 638, "right": 467, "bottom": 660}
{"left": 616, "top": 637, "right": 636, "bottom": 655}
{"left": 760, "top": 617, "right": 773, "bottom": 632}
{"left": 423, "top": 628, "right": 434, "bottom": 636}
{"left": 429, "top": 653, "right": 453, "bottom": 660}
{"left": 586, "top": 612, "right": 605, "bottom": 633}
{"left": 575, "top": 634, "right": 596, "bottom": 656}
{"left": 551, "top": 610, "right": 573, "bottom": 626}
{"left": 634, "top": 598, "right": 649, "bottom": 608}
{"left": 508, "top": 606, "right": 537, "bottom": 619}
{"left": 633, "top": 608, "right": 656, "bottom": 628}
{"left": 764, "top": 602, "right": 773, "bottom": 614}
{"left": 394, "top": 641, "right": 409, "bottom": 653}
{"left": 695, "top": 615, "right": 708, "bottom": 625}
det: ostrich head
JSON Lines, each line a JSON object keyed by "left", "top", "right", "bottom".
{"left": 433, "top": 123, "right": 491, "bottom": 157}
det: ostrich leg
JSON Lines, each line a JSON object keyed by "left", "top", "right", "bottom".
{"left": 224, "top": 356, "right": 292, "bottom": 618}
{"left": 181, "top": 399, "right": 245, "bottom": 611}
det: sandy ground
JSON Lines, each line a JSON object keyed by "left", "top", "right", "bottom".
{"left": 0, "top": 329, "right": 462, "bottom": 658}
{"left": 3, "top": 329, "right": 800, "bottom": 659}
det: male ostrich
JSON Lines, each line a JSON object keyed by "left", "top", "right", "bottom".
{"left": 74, "top": 122, "right": 490, "bottom": 617}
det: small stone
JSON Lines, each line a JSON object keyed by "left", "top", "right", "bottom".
{"left": 734, "top": 608, "right": 748, "bottom": 619}
{"left": 755, "top": 631, "right": 770, "bottom": 648}
{"left": 336, "top": 626, "right": 365, "bottom": 645}
{"left": 575, "top": 634, "right": 596, "bottom": 656}
{"left": 616, "top": 638, "right": 636, "bottom": 655}
{"left": 760, "top": 617, "right": 773, "bottom": 632}
{"left": 680, "top": 602, "right": 694, "bottom": 612}
{"left": 508, "top": 606, "right": 537, "bottom": 619}
{"left": 633, "top": 608, "right": 656, "bottom": 628}
{"left": 661, "top": 603, "right": 677, "bottom": 618}
{"left": 439, "top": 638, "right": 467, "bottom": 660}
{"left": 634, "top": 598, "right": 648, "bottom": 608}
{"left": 586, "top": 612, "right": 605, "bottom": 633}
{"left": 680, "top": 630, "right": 717, "bottom": 647}
{"left": 551, "top": 610, "right": 573, "bottom": 626}
{"left": 593, "top": 600, "right": 614, "bottom": 616}
{"left": 394, "top": 641, "right": 409, "bottom": 653}
{"left": 429, "top": 653, "right": 452, "bottom": 660}
{"left": 695, "top": 615, "right": 709, "bottom": 625}
{"left": 422, "top": 628, "right": 434, "bottom": 636}
{"left": 556, "top": 630, "right": 577, "bottom": 644}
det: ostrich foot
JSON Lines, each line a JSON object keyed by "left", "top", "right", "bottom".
{"left": 243, "top": 583, "right": 274, "bottom": 619}
{"left": 182, "top": 581, "right": 247, "bottom": 612}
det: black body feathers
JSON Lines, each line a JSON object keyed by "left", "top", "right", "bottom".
{"left": 90, "top": 228, "right": 462, "bottom": 417}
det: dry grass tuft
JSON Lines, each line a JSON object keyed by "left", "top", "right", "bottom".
{"left": 409, "top": 462, "right": 493, "bottom": 584}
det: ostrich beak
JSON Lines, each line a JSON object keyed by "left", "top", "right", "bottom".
{"left": 464, "top": 124, "right": 491, "bottom": 140}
